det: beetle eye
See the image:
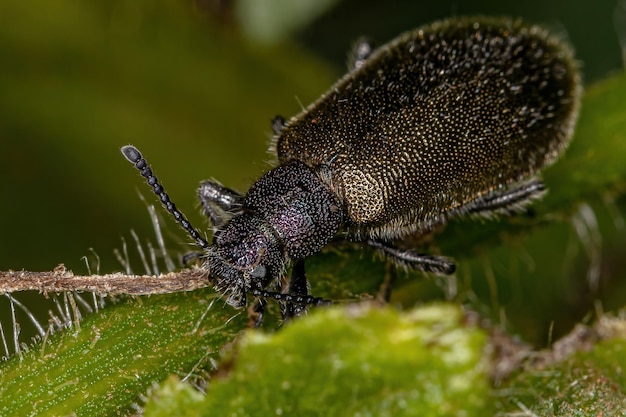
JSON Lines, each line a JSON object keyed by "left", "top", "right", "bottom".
{"left": 249, "top": 265, "right": 266, "bottom": 278}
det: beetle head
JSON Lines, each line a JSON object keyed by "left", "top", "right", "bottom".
{"left": 206, "top": 213, "right": 286, "bottom": 307}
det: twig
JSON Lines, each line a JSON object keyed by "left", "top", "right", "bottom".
{"left": 0, "top": 264, "right": 210, "bottom": 296}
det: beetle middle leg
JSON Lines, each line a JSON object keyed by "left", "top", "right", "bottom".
{"left": 271, "top": 115, "right": 287, "bottom": 135}
{"left": 247, "top": 297, "right": 267, "bottom": 327}
{"left": 348, "top": 38, "right": 374, "bottom": 70}
{"left": 367, "top": 240, "right": 456, "bottom": 274}
{"left": 280, "top": 259, "right": 310, "bottom": 320}
{"left": 376, "top": 262, "right": 398, "bottom": 304}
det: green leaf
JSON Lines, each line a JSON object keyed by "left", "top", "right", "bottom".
{"left": 544, "top": 73, "right": 626, "bottom": 204}
{"left": 0, "top": 290, "right": 246, "bottom": 415}
{"left": 496, "top": 316, "right": 626, "bottom": 415}
{"left": 143, "top": 376, "right": 205, "bottom": 417}
{"left": 144, "top": 303, "right": 491, "bottom": 417}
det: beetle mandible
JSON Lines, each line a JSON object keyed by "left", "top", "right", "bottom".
{"left": 122, "top": 16, "right": 581, "bottom": 312}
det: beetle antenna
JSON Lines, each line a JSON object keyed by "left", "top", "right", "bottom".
{"left": 249, "top": 289, "right": 332, "bottom": 306}
{"left": 121, "top": 145, "right": 210, "bottom": 250}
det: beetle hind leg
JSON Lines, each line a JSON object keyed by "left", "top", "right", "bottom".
{"left": 465, "top": 178, "right": 546, "bottom": 218}
{"left": 367, "top": 240, "right": 456, "bottom": 274}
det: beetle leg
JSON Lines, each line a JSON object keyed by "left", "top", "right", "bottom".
{"left": 376, "top": 262, "right": 397, "bottom": 303}
{"left": 181, "top": 251, "right": 204, "bottom": 266}
{"left": 271, "top": 115, "right": 287, "bottom": 135}
{"left": 465, "top": 178, "right": 546, "bottom": 217}
{"left": 348, "top": 38, "right": 374, "bottom": 70}
{"left": 197, "top": 180, "right": 244, "bottom": 226}
{"left": 367, "top": 240, "right": 456, "bottom": 274}
{"left": 247, "top": 297, "right": 267, "bottom": 328}
{"left": 280, "top": 259, "right": 310, "bottom": 320}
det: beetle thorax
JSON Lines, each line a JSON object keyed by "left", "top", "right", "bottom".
{"left": 244, "top": 160, "right": 345, "bottom": 260}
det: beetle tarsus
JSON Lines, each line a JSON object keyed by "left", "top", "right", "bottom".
{"left": 182, "top": 251, "right": 204, "bottom": 267}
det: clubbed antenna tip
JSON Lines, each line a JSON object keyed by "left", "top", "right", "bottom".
{"left": 121, "top": 145, "right": 142, "bottom": 163}
{"left": 121, "top": 145, "right": 210, "bottom": 250}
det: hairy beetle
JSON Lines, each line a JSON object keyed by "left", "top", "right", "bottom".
{"left": 122, "top": 16, "right": 581, "bottom": 313}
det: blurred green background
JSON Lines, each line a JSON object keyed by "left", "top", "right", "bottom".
{"left": 1, "top": 0, "right": 625, "bottom": 349}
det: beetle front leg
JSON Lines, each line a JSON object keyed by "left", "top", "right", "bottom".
{"left": 197, "top": 180, "right": 244, "bottom": 226}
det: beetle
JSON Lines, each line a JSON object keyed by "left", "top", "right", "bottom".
{"left": 122, "top": 16, "right": 581, "bottom": 314}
